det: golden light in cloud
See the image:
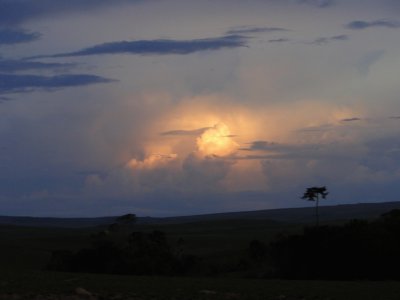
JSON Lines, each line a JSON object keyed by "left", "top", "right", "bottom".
{"left": 196, "top": 123, "right": 239, "bottom": 157}
{"left": 124, "top": 138, "right": 179, "bottom": 171}
{"left": 116, "top": 92, "right": 367, "bottom": 195}
{"left": 127, "top": 153, "right": 177, "bottom": 170}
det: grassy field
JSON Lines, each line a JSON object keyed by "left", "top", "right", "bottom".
{"left": 0, "top": 219, "right": 299, "bottom": 271}
{"left": 1, "top": 219, "right": 400, "bottom": 299}
{"left": 2, "top": 270, "right": 400, "bottom": 300}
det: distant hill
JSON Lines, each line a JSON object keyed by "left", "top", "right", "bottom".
{"left": 0, "top": 215, "right": 115, "bottom": 228}
{"left": 155, "top": 201, "right": 400, "bottom": 224}
{"left": 1, "top": 201, "right": 400, "bottom": 228}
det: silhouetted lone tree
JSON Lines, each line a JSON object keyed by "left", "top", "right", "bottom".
{"left": 116, "top": 213, "right": 137, "bottom": 225}
{"left": 107, "top": 213, "right": 137, "bottom": 233}
{"left": 301, "top": 186, "right": 328, "bottom": 226}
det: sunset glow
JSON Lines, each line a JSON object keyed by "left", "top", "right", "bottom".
{"left": 197, "top": 123, "right": 239, "bottom": 157}
{"left": 2, "top": 0, "right": 400, "bottom": 217}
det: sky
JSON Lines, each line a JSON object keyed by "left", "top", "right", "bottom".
{"left": 1, "top": 0, "right": 400, "bottom": 217}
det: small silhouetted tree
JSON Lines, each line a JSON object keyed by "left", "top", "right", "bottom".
{"left": 301, "top": 186, "right": 328, "bottom": 226}
{"left": 105, "top": 214, "right": 137, "bottom": 233}
{"left": 116, "top": 213, "right": 137, "bottom": 225}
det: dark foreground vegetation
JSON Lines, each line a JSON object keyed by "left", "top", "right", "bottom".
{"left": 47, "top": 210, "right": 400, "bottom": 281}
{"left": 3, "top": 270, "right": 400, "bottom": 300}
{"left": 48, "top": 229, "right": 198, "bottom": 276}
{"left": 2, "top": 209, "right": 400, "bottom": 299}
{"left": 270, "top": 209, "right": 400, "bottom": 279}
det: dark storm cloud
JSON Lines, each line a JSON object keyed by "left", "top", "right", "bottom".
{"left": 0, "top": 58, "right": 75, "bottom": 72}
{"left": 30, "top": 35, "right": 248, "bottom": 58}
{"left": 310, "top": 34, "right": 349, "bottom": 45}
{"left": 226, "top": 26, "right": 290, "bottom": 35}
{"left": 161, "top": 127, "right": 211, "bottom": 136}
{"left": 346, "top": 19, "right": 400, "bottom": 30}
{"left": 0, "top": 73, "right": 115, "bottom": 94}
{"left": 0, "top": 28, "right": 40, "bottom": 45}
{"left": 0, "top": 0, "right": 146, "bottom": 26}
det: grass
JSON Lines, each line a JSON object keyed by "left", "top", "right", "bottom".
{"left": 2, "top": 270, "right": 400, "bottom": 299}
{"left": 0, "top": 225, "right": 94, "bottom": 270}
{"left": 1, "top": 220, "right": 400, "bottom": 299}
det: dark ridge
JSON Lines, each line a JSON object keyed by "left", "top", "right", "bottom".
{"left": 1, "top": 201, "right": 400, "bottom": 228}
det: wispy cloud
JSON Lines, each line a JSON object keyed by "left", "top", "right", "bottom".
{"left": 268, "top": 38, "right": 291, "bottom": 43}
{"left": 0, "top": 73, "right": 115, "bottom": 94}
{"left": 346, "top": 19, "right": 400, "bottom": 30}
{"left": 30, "top": 35, "right": 248, "bottom": 59}
{"left": 161, "top": 127, "right": 212, "bottom": 136}
{"left": 241, "top": 140, "right": 318, "bottom": 154}
{"left": 226, "top": 26, "right": 289, "bottom": 35}
{"left": 297, "top": 0, "right": 334, "bottom": 8}
{"left": 0, "top": 96, "right": 11, "bottom": 102}
{"left": 241, "top": 140, "right": 277, "bottom": 151}
{"left": 0, "top": 58, "right": 75, "bottom": 72}
{"left": 356, "top": 50, "right": 385, "bottom": 75}
{"left": 310, "top": 34, "right": 349, "bottom": 45}
{"left": 297, "top": 124, "right": 336, "bottom": 133}
{"left": 0, "top": 0, "right": 146, "bottom": 26}
{"left": 341, "top": 117, "right": 361, "bottom": 122}
{"left": 0, "top": 28, "right": 40, "bottom": 45}
{"left": 238, "top": 139, "right": 360, "bottom": 161}
{"left": 270, "top": 35, "right": 347, "bottom": 46}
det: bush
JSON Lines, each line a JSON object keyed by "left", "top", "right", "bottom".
{"left": 269, "top": 210, "right": 400, "bottom": 280}
{"left": 48, "top": 230, "right": 199, "bottom": 276}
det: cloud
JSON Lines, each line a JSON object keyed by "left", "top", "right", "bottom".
{"left": 0, "top": 28, "right": 40, "bottom": 45}
{"left": 0, "top": 58, "right": 75, "bottom": 72}
{"left": 356, "top": 50, "right": 385, "bottom": 75}
{"left": 160, "top": 127, "right": 211, "bottom": 136}
{"left": 31, "top": 35, "right": 248, "bottom": 58}
{"left": 0, "top": 73, "right": 115, "bottom": 94}
{"left": 256, "top": 132, "right": 400, "bottom": 193}
{"left": 268, "top": 35, "right": 347, "bottom": 46}
{"left": 84, "top": 151, "right": 235, "bottom": 199}
{"left": 226, "top": 26, "right": 289, "bottom": 35}
{"left": 0, "top": 0, "right": 146, "bottom": 26}
{"left": 346, "top": 19, "right": 400, "bottom": 30}
{"left": 296, "top": 0, "right": 334, "bottom": 8}
{"left": 242, "top": 140, "right": 276, "bottom": 151}
{"left": 196, "top": 123, "right": 239, "bottom": 157}
{"left": 240, "top": 140, "right": 325, "bottom": 159}
{"left": 268, "top": 38, "right": 291, "bottom": 43}
{"left": 310, "top": 34, "right": 349, "bottom": 45}
{"left": 341, "top": 117, "right": 361, "bottom": 122}
{"left": 296, "top": 123, "right": 339, "bottom": 133}
{"left": 0, "top": 96, "right": 11, "bottom": 102}
{"left": 182, "top": 153, "right": 235, "bottom": 191}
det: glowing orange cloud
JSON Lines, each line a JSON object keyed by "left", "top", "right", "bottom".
{"left": 127, "top": 154, "right": 177, "bottom": 170}
{"left": 196, "top": 123, "right": 239, "bottom": 157}
{"left": 116, "top": 92, "right": 364, "bottom": 194}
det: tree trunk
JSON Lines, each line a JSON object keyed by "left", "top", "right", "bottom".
{"left": 315, "top": 195, "right": 319, "bottom": 227}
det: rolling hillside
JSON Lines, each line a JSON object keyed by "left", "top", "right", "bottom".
{"left": 1, "top": 201, "right": 400, "bottom": 228}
